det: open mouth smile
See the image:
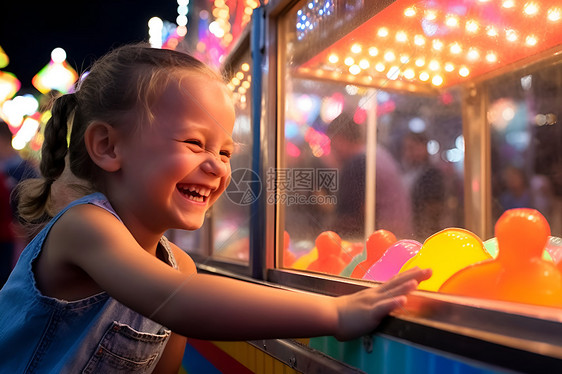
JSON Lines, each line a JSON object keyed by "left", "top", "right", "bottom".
{"left": 177, "top": 184, "right": 212, "bottom": 203}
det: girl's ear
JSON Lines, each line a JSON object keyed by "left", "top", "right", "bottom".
{"left": 84, "top": 122, "right": 122, "bottom": 172}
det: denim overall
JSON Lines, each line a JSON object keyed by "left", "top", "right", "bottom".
{"left": 0, "top": 193, "right": 176, "bottom": 373}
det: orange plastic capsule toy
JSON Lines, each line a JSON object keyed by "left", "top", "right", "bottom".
{"left": 440, "top": 208, "right": 562, "bottom": 308}
{"left": 307, "top": 231, "right": 347, "bottom": 275}
{"left": 282, "top": 231, "right": 296, "bottom": 267}
{"left": 350, "top": 229, "right": 397, "bottom": 279}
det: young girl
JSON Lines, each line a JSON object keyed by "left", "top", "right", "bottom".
{"left": 0, "top": 44, "right": 431, "bottom": 373}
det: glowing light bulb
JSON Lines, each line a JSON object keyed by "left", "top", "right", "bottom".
{"left": 432, "top": 39, "right": 444, "bottom": 51}
{"left": 396, "top": 31, "right": 408, "bottom": 43}
{"left": 467, "top": 48, "right": 480, "bottom": 61}
{"left": 375, "top": 63, "right": 385, "bottom": 72}
{"left": 378, "top": 27, "right": 389, "bottom": 37}
{"left": 359, "top": 59, "right": 370, "bottom": 69}
{"left": 241, "top": 63, "right": 250, "bottom": 71}
{"left": 524, "top": 2, "right": 539, "bottom": 16}
{"left": 485, "top": 52, "right": 497, "bottom": 63}
{"left": 351, "top": 44, "right": 362, "bottom": 54}
{"left": 236, "top": 72, "right": 244, "bottom": 80}
{"left": 414, "top": 35, "right": 426, "bottom": 46}
{"left": 432, "top": 75, "right": 444, "bottom": 86}
{"left": 459, "top": 67, "right": 470, "bottom": 77}
{"left": 444, "top": 63, "right": 455, "bottom": 72}
{"left": 502, "top": 0, "right": 515, "bottom": 8}
{"left": 450, "top": 43, "right": 462, "bottom": 54}
{"left": 404, "top": 7, "right": 416, "bottom": 17}
{"left": 387, "top": 66, "right": 400, "bottom": 80}
{"left": 349, "top": 65, "right": 361, "bottom": 75}
{"left": 428, "top": 60, "right": 440, "bottom": 71}
{"left": 419, "top": 72, "right": 430, "bottom": 81}
{"left": 176, "top": 26, "right": 187, "bottom": 37}
{"left": 369, "top": 47, "right": 379, "bottom": 56}
{"left": 176, "top": 15, "right": 188, "bottom": 26}
{"left": 486, "top": 26, "right": 498, "bottom": 37}
{"left": 547, "top": 8, "right": 561, "bottom": 21}
{"left": 466, "top": 20, "right": 479, "bottom": 33}
{"left": 209, "top": 21, "right": 225, "bottom": 38}
{"left": 425, "top": 10, "right": 437, "bottom": 20}
{"left": 400, "top": 54, "right": 410, "bottom": 64}
{"left": 415, "top": 58, "right": 425, "bottom": 67}
{"left": 33, "top": 51, "right": 78, "bottom": 94}
{"left": 328, "top": 54, "right": 339, "bottom": 64}
{"left": 525, "top": 35, "right": 538, "bottom": 46}
{"left": 445, "top": 15, "right": 459, "bottom": 27}
{"left": 506, "top": 29, "right": 518, "bottom": 42}
{"left": 148, "top": 16, "right": 164, "bottom": 29}
{"left": 404, "top": 69, "right": 415, "bottom": 79}
{"left": 0, "top": 72, "right": 20, "bottom": 103}
{"left": 384, "top": 51, "right": 396, "bottom": 62}
{"left": 344, "top": 57, "right": 354, "bottom": 66}
{"left": 51, "top": 48, "right": 66, "bottom": 63}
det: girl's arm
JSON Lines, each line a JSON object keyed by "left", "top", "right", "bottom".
{"left": 52, "top": 204, "right": 430, "bottom": 341}
{"left": 152, "top": 243, "right": 196, "bottom": 373}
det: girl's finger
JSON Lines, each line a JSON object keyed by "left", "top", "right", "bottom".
{"left": 382, "top": 267, "right": 431, "bottom": 290}
{"left": 377, "top": 279, "right": 419, "bottom": 299}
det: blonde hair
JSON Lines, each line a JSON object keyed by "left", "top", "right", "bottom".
{"left": 16, "top": 43, "right": 224, "bottom": 232}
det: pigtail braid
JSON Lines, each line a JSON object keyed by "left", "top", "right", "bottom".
{"left": 16, "top": 93, "right": 77, "bottom": 226}
{"left": 41, "top": 93, "right": 76, "bottom": 180}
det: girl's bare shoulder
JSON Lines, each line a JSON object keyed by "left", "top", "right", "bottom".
{"left": 35, "top": 203, "right": 122, "bottom": 300}
{"left": 49, "top": 203, "right": 125, "bottom": 252}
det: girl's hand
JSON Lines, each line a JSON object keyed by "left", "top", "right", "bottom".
{"left": 334, "top": 267, "right": 432, "bottom": 341}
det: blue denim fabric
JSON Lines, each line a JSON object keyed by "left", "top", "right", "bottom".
{"left": 0, "top": 193, "right": 177, "bottom": 373}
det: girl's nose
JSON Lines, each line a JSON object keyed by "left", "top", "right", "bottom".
{"left": 201, "top": 153, "right": 229, "bottom": 177}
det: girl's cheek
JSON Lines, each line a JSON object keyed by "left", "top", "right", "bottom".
{"left": 220, "top": 174, "right": 231, "bottom": 194}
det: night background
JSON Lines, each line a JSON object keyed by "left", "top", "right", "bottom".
{"left": 0, "top": 1, "right": 178, "bottom": 90}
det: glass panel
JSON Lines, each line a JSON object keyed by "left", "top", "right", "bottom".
{"left": 489, "top": 62, "right": 562, "bottom": 238}
{"left": 210, "top": 55, "right": 253, "bottom": 264}
{"left": 280, "top": 0, "right": 465, "bottom": 274}
{"left": 278, "top": 0, "right": 562, "bottom": 309}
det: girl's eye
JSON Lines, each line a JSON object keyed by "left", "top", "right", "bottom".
{"left": 184, "top": 140, "right": 204, "bottom": 148}
{"left": 220, "top": 150, "right": 232, "bottom": 159}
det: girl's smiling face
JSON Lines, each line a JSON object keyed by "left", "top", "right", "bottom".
{"left": 111, "top": 73, "right": 236, "bottom": 236}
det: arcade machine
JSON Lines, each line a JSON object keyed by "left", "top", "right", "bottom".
{"left": 170, "top": 1, "right": 562, "bottom": 372}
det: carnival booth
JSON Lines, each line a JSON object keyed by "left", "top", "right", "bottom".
{"left": 169, "top": 1, "right": 562, "bottom": 373}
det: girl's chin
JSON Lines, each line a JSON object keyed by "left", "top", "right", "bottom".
{"left": 179, "top": 216, "right": 206, "bottom": 231}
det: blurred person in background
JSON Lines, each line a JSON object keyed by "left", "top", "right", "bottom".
{"left": 401, "top": 132, "right": 446, "bottom": 241}
{"left": 0, "top": 120, "right": 39, "bottom": 263}
{"left": 327, "top": 112, "right": 412, "bottom": 240}
{"left": 0, "top": 121, "right": 39, "bottom": 194}
{"left": 0, "top": 171, "right": 14, "bottom": 288}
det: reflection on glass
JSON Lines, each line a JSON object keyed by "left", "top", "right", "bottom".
{"left": 279, "top": 0, "right": 562, "bottom": 304}
{"left": 210, "top": 57, "right": 253, "bottom": 264}
{"left": 490, "top": 63, "right": 562, "bottom": 238}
